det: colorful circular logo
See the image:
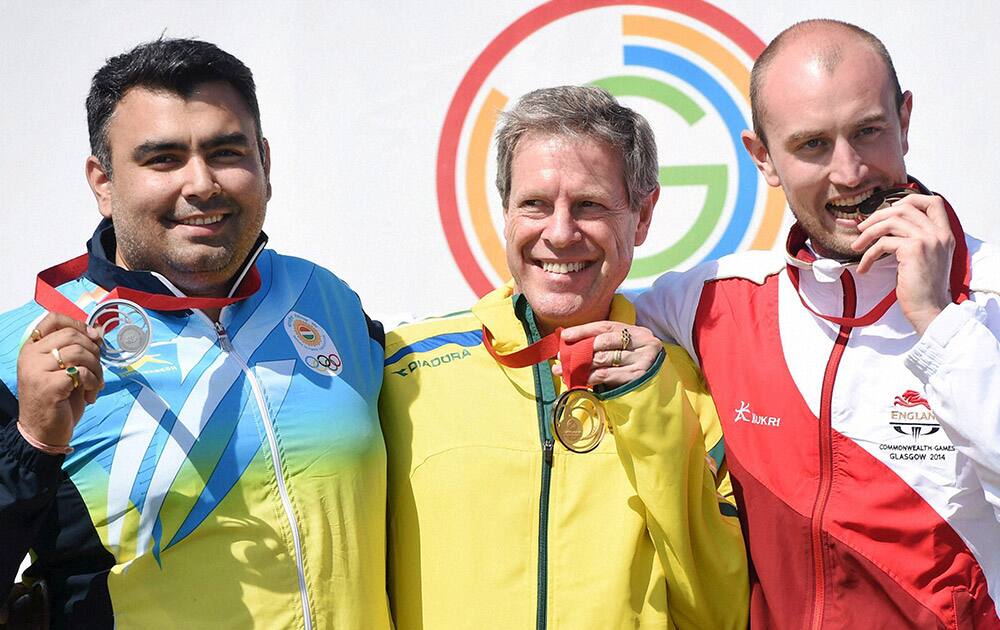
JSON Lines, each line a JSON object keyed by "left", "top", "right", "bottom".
{"left": 437, "top": 0, "right": 786, "bottom": 296}
{"left": 293, "top": 319, "right": 323, "bottom": 347}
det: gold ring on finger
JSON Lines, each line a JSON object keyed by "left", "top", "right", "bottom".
{"left": 51, "top": 348, "right": 66, "bottom": 370}
{"left": 621, "top": 328, "right": 631, "bottom": 351}
{"left": 66, "top": 366, "right": 81, "bottom": 390}
{"left": 612, "top": 349, "right": 622, "bottom": 367}
{"left": 30, "top": 328, "right": 43, "bottom": 343}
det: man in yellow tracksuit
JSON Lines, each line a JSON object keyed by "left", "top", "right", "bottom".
{"left": 380, "top": 86, "right": 748, "bottom": 629}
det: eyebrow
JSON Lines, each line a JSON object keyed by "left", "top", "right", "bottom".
{"left": 783, "top": 113, "right": 892, "bottom": 149}
{"left": 202, "top": 132, "right": 252, "bottom": 150}
{"left": 130, "top": 132, "right": 252, "bottom": 161}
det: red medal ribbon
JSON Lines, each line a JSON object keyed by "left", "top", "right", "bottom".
{"left": 34, "top": 254, "right": 262, "bottom": 324}
{"left": 482, "top": 325, "right": 595, "bottom": 390}
{"left": 786, "top": 184, "right": 970, "bottom": 328}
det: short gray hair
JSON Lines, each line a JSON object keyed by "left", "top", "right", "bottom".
{"left": 495, "top": 86, "right": 658, "bottom": 211}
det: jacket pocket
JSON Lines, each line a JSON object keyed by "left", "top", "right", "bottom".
{"left": 952, "top": 586, "right": 974, "bottom": 630}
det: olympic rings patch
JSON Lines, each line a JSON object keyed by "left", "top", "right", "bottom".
{"left": 284, "top": 311, "right": 343, "bottom": 376}
{"left": 305, "top": 353, "right": 343, "bottom": 372}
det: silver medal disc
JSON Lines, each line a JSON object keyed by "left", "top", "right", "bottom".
{"left": 86, "top": 299, "right": 152, "bottom": 367}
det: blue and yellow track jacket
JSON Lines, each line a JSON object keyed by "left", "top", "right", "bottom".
{"left": 0, "top": 221, "right": 390, "bottom": 629}
{"left": 380, "top": 284, "right": 748, "bottom": 629}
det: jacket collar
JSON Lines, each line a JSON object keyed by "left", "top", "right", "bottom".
{"left": 85, "top": 218, "right": 268, "bottom": 300}
{"left": 472, "top": 280, "right": 636, "bottom": 354}
{"left": 782, "top": 177, "right": 971, "bottom": 302}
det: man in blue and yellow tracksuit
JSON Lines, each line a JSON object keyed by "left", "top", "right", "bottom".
{"left": 380, "top": 86, "right": 748, "bottom": 629}
{"left": 0, "top": 40, "right": 389, "bottom": 628}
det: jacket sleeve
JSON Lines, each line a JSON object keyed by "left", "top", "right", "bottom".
{"left": 603, "top": 345, "right": 749, "bottom": 630}
{"left": 905, "top": 296, "right": 1000, "bottom": 522}
{"left": 632, "top": 271, "right": 704, "bottom": 360}
{"left": 0, "top": 410, "right": 65, "bottom": 597}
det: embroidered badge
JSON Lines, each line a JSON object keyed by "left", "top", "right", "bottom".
{"left": 284, "top": 311, "right": 343, "bottom": 376}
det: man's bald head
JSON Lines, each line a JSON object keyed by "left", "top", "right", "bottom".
{"left": 749, "top": 19, "right": 904, "bottom": 147}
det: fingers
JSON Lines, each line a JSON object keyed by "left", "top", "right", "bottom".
{"left": 553, "top": 324, "right": 662, "bottom": 388}
{"left": 852, "top": 194, "right": 955, "bottom": 272}
{"left": 32, "top": 311, "right": 102, "bottom": 343}
{"left": 856, "top": 236, "right": 903, "bottom": 273}
{"left": 855, "top": 195, "right": 951, "bottom": 238}
{"left": 560, "top": 320, "right": 625, "bottom": 343}
{"left": 16, "top": 313, "right": 107, "bottom": 447}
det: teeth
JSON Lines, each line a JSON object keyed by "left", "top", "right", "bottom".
{"left": 829, "top": 208, "right": 860, "bottom": 220}
{"left": 180, "top": 215, "right": 223, "bottom": 226}
{"left": 541, "top": 261, "right": 588, "bottom": 274}
{"left": 828, "top": 190, "right": 875, "bottom": 208}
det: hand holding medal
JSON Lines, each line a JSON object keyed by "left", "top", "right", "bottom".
{"left": 19, "top": 253, "right": 262, "bottom": 455}
{"left": 16, "top": 312, "right": 105, "bottom": 454}
{"left": 483, "top": 326, "right": 612, "bottom": 453}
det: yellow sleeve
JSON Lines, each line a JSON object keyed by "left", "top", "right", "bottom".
{"left": 603, "top": 344, "right": 749, "bottom": 630}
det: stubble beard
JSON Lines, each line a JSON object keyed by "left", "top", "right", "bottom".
{"left": 111, "top": 198, "right": 266, "bottom": 296}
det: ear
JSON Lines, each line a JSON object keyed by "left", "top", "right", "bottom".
{"left": 898, "top": 90, "right": 913, "bottom": 157}
{"left": 86, "top": 156, "right": 114, "bottom": 219}
{"left": 633, "top": 185, "right": 658, "bottom": 247}
{"left": 261, "top": 137, "right": 272, "bottom": 201}
{"left": 741, "top": 130, "right": 780, "bottom": 187}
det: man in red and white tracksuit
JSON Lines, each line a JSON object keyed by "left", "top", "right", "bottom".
{"left": 629, "top": 19, "right": 1000, "bottom": 630}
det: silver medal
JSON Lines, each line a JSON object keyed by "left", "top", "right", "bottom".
{"left": 87, "top": 299, "right": 152, "bottom": 367}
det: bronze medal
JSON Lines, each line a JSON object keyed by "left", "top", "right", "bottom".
{"left": 857, "top": 186, "right": 916, "bottom": 217}
{"left": 552, "top": 389, "right": 607, "bottom": 453}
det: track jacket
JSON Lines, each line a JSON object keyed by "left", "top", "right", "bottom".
{"left": 0, "top": 221, "right": 390, "bottom": 629}
{"left": 634, "top": 193, "right": 1000, "bottom": 629}
{"left": 380, "top": 283, "right": 748, "bottom": 630}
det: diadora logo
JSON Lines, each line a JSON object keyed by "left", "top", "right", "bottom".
{"left": 437, "top": 0, "right": 785, "bottom": 297}
{"left": 733, "top": 400, "right": 781, "bottom": 427}
{"left": 393, "top": 349, "right": 472, "bottom": 377}
{"left": 889, "top": 389, "right": 939, "bottom": 440}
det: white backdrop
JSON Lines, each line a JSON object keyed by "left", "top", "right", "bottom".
{"left": 2, "top": 1, "right": 999, "bottom": 323}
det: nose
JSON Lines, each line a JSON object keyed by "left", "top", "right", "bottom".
{"left": 542, "top": 203, "right": 581, "bottom": 249}
{"left": 181, "top": 158, "right": 221, "bottom": 201}
{"left": 828, "top": 139, "right": 868, "bottom": 189}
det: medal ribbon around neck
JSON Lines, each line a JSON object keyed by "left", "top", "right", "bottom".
{"left": 785, "top": 183, "right": 970, "bottom": 328}
{"left": 482, "top": 325, "right": 609, "bottom": 453}
{"left": 35, "top": 254, "right": 261, "bottom": 366}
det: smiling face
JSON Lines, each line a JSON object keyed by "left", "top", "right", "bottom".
{"left": 743, "top": 31, "right": 911, "bottom": 259}
{"left": 86, "top": 81, "right": 271, "bottom": 296}
{"left": 503, "top": 133, "right": 655, "bottom": 334}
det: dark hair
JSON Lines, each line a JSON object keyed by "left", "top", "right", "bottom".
{"left": 495, "top": 86, "right": 658, "bottom": 211}
{"left": 86, "top": 38, "right": 264, "bottom": 176}
{"left": 750, "top": 19, "right": 904, "bottom": 147}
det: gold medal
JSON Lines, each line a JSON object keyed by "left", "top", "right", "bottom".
{"left": 552, "top": 389, "right": 608, "bottom": 453}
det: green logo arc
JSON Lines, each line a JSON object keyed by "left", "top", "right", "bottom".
{"left": 589, "top": 75, "right": 728, "bottom": 278}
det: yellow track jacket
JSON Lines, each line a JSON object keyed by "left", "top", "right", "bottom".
{"left": 380, "top": 285, "right": 748, "bottom": 629}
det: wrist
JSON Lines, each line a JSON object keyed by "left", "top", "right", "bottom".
{"left": 16, "top": 421, "right": 73, "bottom": 456}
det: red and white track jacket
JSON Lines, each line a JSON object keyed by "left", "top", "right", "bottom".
{"left": 634, "top": 204, "right": 1000, "bottom": 630}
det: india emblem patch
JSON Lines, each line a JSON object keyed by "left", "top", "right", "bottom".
{"left": 284, "top": 311, "right": 343, "bottom": 376}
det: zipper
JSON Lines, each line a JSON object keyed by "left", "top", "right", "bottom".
{"left": 213, "top": 319, "right": 314, "bottom": 630}
{"left": 516, "top": 299, "right": 555, "bottom": 630}
{"left": 536, "top": 437, "right": 554, "bottom": 630}
{"left": 808, "top": 273, "right": 857, "bottom": 630}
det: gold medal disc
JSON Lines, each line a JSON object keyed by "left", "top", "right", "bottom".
{"left": 552, "top": 389, "right": 607, "bottom": 453}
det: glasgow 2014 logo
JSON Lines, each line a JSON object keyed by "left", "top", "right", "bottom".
{"left": 437, "top": 0, "right": 786, "bottom": 296}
